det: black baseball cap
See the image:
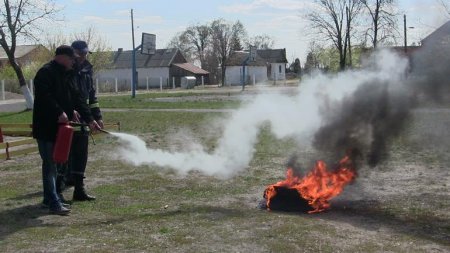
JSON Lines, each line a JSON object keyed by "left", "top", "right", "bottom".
{"left": 71, "top": 40, "right": 92, "bottom": 54}
{"left": 55, "top": 45, "right": 75, "bottom": 58}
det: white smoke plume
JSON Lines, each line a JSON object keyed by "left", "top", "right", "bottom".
{"left": 110, "top": 50, "right": 408, "bottom": 179}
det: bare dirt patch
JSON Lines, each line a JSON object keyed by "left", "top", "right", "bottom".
{"left": 0, "top": 105, "right": 448, "bottom": 252}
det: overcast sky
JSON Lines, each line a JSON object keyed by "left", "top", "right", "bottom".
{"left": 51, "top": 0, "right": 449, "bottom": 62}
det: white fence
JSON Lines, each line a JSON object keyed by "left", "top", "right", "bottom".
{"left": 0, "top": 79, "right": 34, "bottom": 100}
{"left": 0, "top": 76, "right": 188, "bottom": 100}
{"left": 95, "top": 76, "right": 174, "bottom": 93}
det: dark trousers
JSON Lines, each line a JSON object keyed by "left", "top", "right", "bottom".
{"left": 58, "top": 132, "right": 89, "bottom": 181}
{"left": 69, "top": 132, "right": 89, "bottom": 177}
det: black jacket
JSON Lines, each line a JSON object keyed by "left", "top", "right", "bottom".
{"left": 32, "top": 60, "right": 94, "bottom": 141}
{"left": 74, "top": 60, "right": 102, "bottom": 121}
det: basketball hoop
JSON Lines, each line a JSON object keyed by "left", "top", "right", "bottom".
{"left": 141, "top": 33, "right": 156, "bottom": 55}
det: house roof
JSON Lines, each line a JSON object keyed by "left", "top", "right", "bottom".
{"left": 225, "top": 48, "right": 289, "bottom": 66}
{"left": 257, "top": 48, "right": 288, "bottom": 63}
{"left": 0, "top": 44, "right": 43, "bottom": 60}
{"left": 422, "top": 20, "right": 450, "bottom": 46}
{"left": 111, "top": 48, "right": 184, "bottom": 69}
{"left": 173, "top": 63, "right": 209, "bottom": 75}
{"left": 224, "top": 51, "right": 267, "bottom": 66}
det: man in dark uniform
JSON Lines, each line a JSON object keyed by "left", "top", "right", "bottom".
{"left": 57, "top": 40, "right": 103, "bottom": 201}
{"left": 33, "top": 45, "right": 100, "bottom": 215}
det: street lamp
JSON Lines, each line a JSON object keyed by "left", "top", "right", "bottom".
{"left": 404, "top": 15, "right": 415, "bottom": 53}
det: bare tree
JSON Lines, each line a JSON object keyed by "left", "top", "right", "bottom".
{"left": 0, "top": 0, "right": 58, "bottom": 109}
{"left": 439, "top": 0, "right": 450, "bottom": 15}
{"left": 307, "top": 0, "right": 361, "bottom": 70}
{"left": 167, "top": 24, "right": 211, "bottom": 69}
{"left": 246, "top": 34, "right": 275, "bottom": 49}
{"left": 345, "top": 0, "right": 362, "bottom": 67}
{"left": 167, "top": 31, "right": 197, "bottom": 63}
{"left": 361, "top": 0, "right": 398, "bottom": 48}
{"left": 304, "top": 41, "right": 323, "bottom": 73}
{"left": 210, "top": 19, "right": 246, "bottom": 86}
{"left": 181, "top": 24, "right": 211, "bottom": 69}
{"left": 72, "top": 27, "right": 113, "bottom": 75}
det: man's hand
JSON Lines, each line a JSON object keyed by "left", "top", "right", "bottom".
{"left": 88, "top": 120, "right": 101, "bottom": 133}
{"left": 72, "top": 110, "right": 81, "bottom": 123}
{"left": 97, "top": 119, "right": 104, "bottom": 129}
{"left": 58, "top": 112, "right": 69, "bottom": 123}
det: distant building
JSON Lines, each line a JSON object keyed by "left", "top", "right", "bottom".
{"left": 257, "top": 49, "right": 288, "bottom": 81}
{"left": 224, "top": 51, "right": 267, "bottom": 86}
{"left": 96, "top": 48, "right": 209, "bottom": 89}
{"left": 224, "top": 48, "right": 288, "bottom": 86}
{"left": 360, "top": 21, "right": 450, "bottom": 64}
{"left": 421, "top": 20, "right": 450, "bottom": 46}
{"left": 0, "top": 44, "right": 48, "bottom": 68}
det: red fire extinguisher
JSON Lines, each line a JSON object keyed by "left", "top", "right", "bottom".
{"left": 53, "top": 123, "right": 74, "bottom": 163}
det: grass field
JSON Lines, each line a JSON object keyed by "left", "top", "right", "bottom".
{"left": 0, "top": 88, "right": 449, "bottom": 253}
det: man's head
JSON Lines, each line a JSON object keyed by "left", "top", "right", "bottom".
{"left": 54, "top": 45, "right": 75, "bottom": 70}
{"left": 71, "top": 40, "right": 91, "bottom": 64}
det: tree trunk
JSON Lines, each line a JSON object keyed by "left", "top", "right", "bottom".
{"left": 21, "top": 85, "right": 34, "bottom": 110}
{"left": 10, "top": 60, "right": 33, "bottom": 110}
{"left": 221, "top": 65, "right": 226, "bottom": 86}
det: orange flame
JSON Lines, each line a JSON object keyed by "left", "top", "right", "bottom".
{"left": 265, "top": 155, "right": 356, "bottom": 213}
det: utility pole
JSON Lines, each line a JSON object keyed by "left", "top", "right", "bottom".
{"left": 131, "top": 9, "right": 136, "bottom": 98}
{"left": 404, "top": 14, "right": 407, "bottom": 54}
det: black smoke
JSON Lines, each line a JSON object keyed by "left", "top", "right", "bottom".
{"left": 312, "top": 38, "right": 450, "bottom": 167}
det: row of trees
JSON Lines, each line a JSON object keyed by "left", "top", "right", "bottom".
{"left": 167, "top": 19, "right": 275, "bottom": 85}
{"left": 306, "top": 0, "right": 398, "bottom": 71}
{"left": 1, "top": 0, "right": 111, "bottom": 109}
{"left": 0, "top": 0, "right": 58, "bottom": 109}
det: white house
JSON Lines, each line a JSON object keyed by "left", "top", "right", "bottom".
{"left": 257, "top": 49, "right": 288, "bottom": 81}
{"left": 224, "top": 51, "right": 267, "bottom": 86}
{"left": 224, "top": 48, "right": 288, "bottom": 86}
{"left": 96, "top": 48, "right": 209, "bottom": 89}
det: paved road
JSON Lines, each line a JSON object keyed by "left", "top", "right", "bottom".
{"left": 0, "top": 99, "right": 27, "bottom": 112}
{"left": 102, "top": 108, "right": 234, "bottom": 113}
{"left": 0, "top": 99, "right": 235, "bottom": 113}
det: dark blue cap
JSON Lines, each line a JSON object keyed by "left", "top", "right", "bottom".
{"left": 71, "top": 40, "right": 91, "bottom": 54}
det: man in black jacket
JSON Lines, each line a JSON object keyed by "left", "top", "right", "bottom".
{"left": 33, "top": 45, "right": 100, "bottom": 215}
{"left": 58, "top": 40, "right": 103, "bottom": 201}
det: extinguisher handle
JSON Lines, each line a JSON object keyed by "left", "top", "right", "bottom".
{"left": 69, "top": 121, "right": 89, "bottom": 127}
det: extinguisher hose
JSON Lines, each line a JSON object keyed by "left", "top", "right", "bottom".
{"left": 68, "top": 121, "right": 113, "bottom": 145}
{"left": 90, "top": 132, "right": 96, "bottom": 145}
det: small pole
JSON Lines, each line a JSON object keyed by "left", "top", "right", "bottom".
{"left": 96, "top": 78, "right": 99, "bottom": 94}
{"left": 253, "top": 74, "right": 255, "bottom": 85}
{"left": 146, "top": 77, "right": 149, "bottom": 91}
{"left": 201, "top": 76, "right": 204, "bottom": 86}
{"left": 131, "top": 8, "right": 137, "bottom": 98}
{"left": 404, "top": 14, "right": 407, "bottom": 53}
{"left": 172, "top": 77, "right": 175, "bottom": 89}
{"left": 273, "top": 71, "right": 276, "bottom": 85}
{"left": 1, "top": 80, "right": 5, "bottom": 100}
{"left": 115, "top": 78, "right": 118, "bottom": 93}
{"left": 160, "top": 77, "right": 163, "bottom": 91}
{"left": 29, "top": 79, "right": 34, "bottom": 99}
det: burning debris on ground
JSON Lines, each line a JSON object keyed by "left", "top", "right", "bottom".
{"left": 262, "top": 152, "right": 357, "bottom": 213}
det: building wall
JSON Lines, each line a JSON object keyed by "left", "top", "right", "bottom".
{"left": 225, "top": 66, "right": 267, "bottom": 85}
{"left": 268, "top": 63, "right": 286, "bottom": 80}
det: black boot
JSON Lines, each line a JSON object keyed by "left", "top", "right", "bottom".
{"left": 64, "top": 174, "right": 75, "bottom": 188}
{"left": 73, "top": 175, "right": 96, "bottom": 201}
